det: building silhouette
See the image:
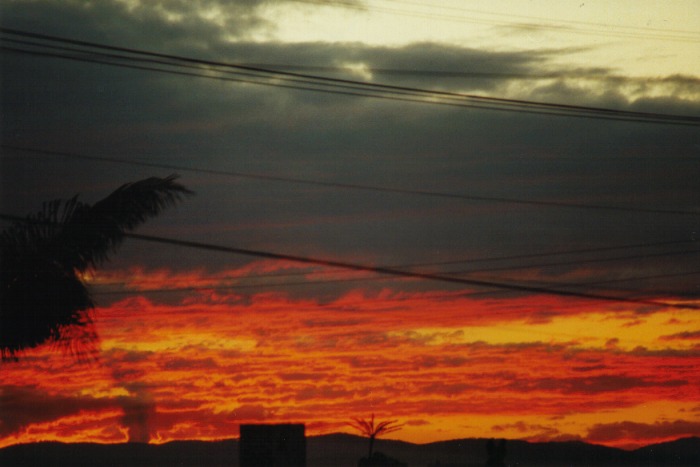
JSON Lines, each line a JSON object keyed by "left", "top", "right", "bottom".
{"left": 240, "top": 424, "right": 306, "bottom": 467}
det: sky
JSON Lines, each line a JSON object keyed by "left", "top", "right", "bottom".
{"left": 1, "top": 0, "right": 700, "bottom": 451}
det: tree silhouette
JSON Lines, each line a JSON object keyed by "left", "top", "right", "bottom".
{"left": 0, "top": 175, "right": 192, "bottom": 360}
{"left": 348, "top": 414, "right": 403, "bottom": 460}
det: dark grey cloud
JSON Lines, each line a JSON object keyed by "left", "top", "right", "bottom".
{"left": 0, "top": 383, "right": 156, "bottom": 441}
{"left": 586, "top": 420, "right": 700, "bottom": 443}
{"left": 0, "top": 385, "right": 112, "bottom": 436}
{"left": 161, "top": 356, "right": 219, "bottom": 371}
{"left": 225, "top": 403, "right": 271, "bottom": 420}
{"left": 1, "top": 0, "right": 281, "bottom": 45}
{"left": 295, "top": 384, "right": 355, "bottom": 400}
{"left": 659, "top": 330, "right": 700, "bottom": 341}
{"left": 492, "top": 420, "right": 569, "bottom": 440}
{"left": 2, "top": 0, "right": 699, "bottom": 302}
{"left": 505, "top": 375, "right": 687, "bottom": 394}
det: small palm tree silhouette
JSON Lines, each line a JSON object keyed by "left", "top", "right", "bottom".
{"left": 0, "top": 175, "right": 192, "bottom": 360}
{"left": 348, "top": 413, "right": 403, "bottom": 460}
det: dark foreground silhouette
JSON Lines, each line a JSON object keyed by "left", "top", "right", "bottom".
{"left": 0, "top": 175, "right": 192, "bottom": 360}
{"left": 1, "top": 435, "right": 698, "bottom": 467}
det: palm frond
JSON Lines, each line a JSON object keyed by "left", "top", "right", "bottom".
{"left": 0, "top": 175, "right": 192, "bottom": 360}
{"left": 374, "top": 420, "right": 403, "bottom": 435}
{"left": 60, "top": 174, "right": 193, "bottom": 271}
{"left": 347, "top": 414, "right": 403, "bottom": 438}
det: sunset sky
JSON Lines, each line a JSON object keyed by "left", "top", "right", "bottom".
{"left": 1, "top": 0, "right": 699, "bottom": 451}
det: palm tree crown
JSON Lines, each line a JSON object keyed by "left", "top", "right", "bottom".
{"left": 0, "top": 175, "right": 192, "bottom": 360}
{"left": 348, "top": 413, "right": 403, "bottom": 459}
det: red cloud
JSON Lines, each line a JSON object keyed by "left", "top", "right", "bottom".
{"left": 0, "top": 386, "right": 114, "bottom": 437}
{"left": 659, "top": 330, "right": 700, "bottom": 341}
{"left": 2, "top": 267, "right": 699, "bottom": 448}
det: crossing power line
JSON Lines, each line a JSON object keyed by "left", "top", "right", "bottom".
{"left": 1, "top": 28, "right": 699, "bottom": 126}
{"left": 80, "top": 238, "right": 699, "bottom": 285}
{"left": 0, "top": 212, "right": 695, "bottom": 310}
{"left": 3, "top": 145, "right": 699, "bottom": 217}
{"left": 293, "top": 0, "right": 700, "bottom": 43}
{"left": 89, "top": 269, "right": 700, "bottom": 299}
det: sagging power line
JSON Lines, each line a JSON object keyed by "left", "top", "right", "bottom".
{"left": 1, "top": 28, "right": 699, "bottom": 126}
{"left": 2, "top": 212, "right": 694, "bottom": 310}
{"left": 89, "top": 269, "right": 700, "bottom": 300}
{"left": 81, "top": 238, "right": 699, "bottom": 286}
{"left": 91, "top": 232, "right": 700, "bottom": 310}
{"left": 4, "top": 145, "right": 699, "bottom": 217}
{"left": 294, "top": 0, "right": 700, "bottom": 43}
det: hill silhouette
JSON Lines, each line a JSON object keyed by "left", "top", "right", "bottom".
{"left": 1, "top": 435, "right": 698, "bottom": 466}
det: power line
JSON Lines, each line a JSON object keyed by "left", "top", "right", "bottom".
{"left": 106, "top": 232, "right": 700, "bottom": 310}
{"left": 292, "top": 0, "right": 700, "bottom": 43}
{"left": 446, "top": 249, "right": 700, "bottom": 275}
{"left": 1, "top": 43, "right": 686, "bottom": 126}
{"left": 2, "top": 212, "right": 696, "bottom": 309}
{"left": 90, "top": 269, "right": 700, "bottom": 298}
{"left": 83, "top": 240, "right": 700, "bottom": 295}
{"left": 83, "top": 238, "right": 697, "bottom": 285}
{"left": 4, "top": 145, "right": 699, "bottom": 217}
{"left": 81, "top": 239, "right": 700, "bottom": 289}
{"left": 379, "top": 0, "right": 700, "bottom": 36}
{"left": 2, "top": 28, "right": 699, "bottom": 126}
{"left": 6, "top": 44, "right": 641, "bottom": 123}
{"left": 2, "top": 36, "right": 611, "bottom": 82}
{"left": 121, "top": 232, "right": 699, "bottom": 309}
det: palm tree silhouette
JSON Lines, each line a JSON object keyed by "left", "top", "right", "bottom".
{"left": 348, "top": 413, "right": 403, "bottom": 460}
{"left": 0, "top": 175, "right": 192, "bottom": 360}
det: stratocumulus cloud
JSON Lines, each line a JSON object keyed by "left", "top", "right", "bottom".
{"left": 1, "top": 266, "right": 698, "bottom": 447}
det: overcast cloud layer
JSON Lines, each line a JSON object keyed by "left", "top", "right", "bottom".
{"left": 2, "top": 1, "right": 698, "bottom": 287}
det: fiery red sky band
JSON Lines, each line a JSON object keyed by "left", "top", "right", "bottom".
{"left": 2, "top": 261, "right": 699, "bottom": 450}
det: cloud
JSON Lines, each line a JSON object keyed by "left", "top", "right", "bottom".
{"left": 506, "top": 375, "right": 687, "bottom": 395}
{"left": 491, "top": 420, "right": 580, "bottom": 442}
{"left": 225, "top": 404, "right": 271, "bottom": 421}
{"left": 161, "top": 357, "right": 219, "bottom": 371}
{"left": 0, "top": 0, "right": 286, "bottom": 46}
{"left": 3, "top": 0, "right": 699, "bottom": 295}
{"left": 586, "top": 420, "right": 700, "bottom": 443}
{"left": 296, "top": 385, "right": 355, "bottom": 401}
{"left": 0, "top": 385, "right": 114, "bottom": 437}
{"left": 659, "top": 330, "right": 700, "bottom": 341}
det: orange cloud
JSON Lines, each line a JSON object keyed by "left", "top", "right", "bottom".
{"left": 2, "top": 264, "right": 698, "bottom": 448}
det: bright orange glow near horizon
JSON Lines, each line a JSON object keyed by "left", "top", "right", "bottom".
{"left": 2, "top": 262, "right": 699, "bottom": 450}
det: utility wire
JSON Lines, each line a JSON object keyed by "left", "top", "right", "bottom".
{"left": 7, "top": 36, "right": 634, "bottom": 84}
{"left": 380, "top": 0, "right": 700, "bottom": 36}
{"left": 3, "top": 212, "right": 693, "bottom": 309}
{"left": 445, "top": 249, "right": 700, "bottom": 275}
{"left": 4, "top": 145, "right": 699, "bottom": 217}
{"left": 293, "top": 0, "right": 700, "bottom": 43}
{"left": 2, "top": 28, "right": 699, "bottom": 126}
{"left": 6, "top": 44, "right": 648, "bottom": 123}
{"left": 90, "top": 269, "right": 700, "bottom": 298}
{"left": 2, "top": 43, "right": 689, "bottom": 126}
{"left": 121, "top": 232, "right": 700, "bottom": 310}
{"left": 85, "top": 240, "right": 698, "bottom": 286}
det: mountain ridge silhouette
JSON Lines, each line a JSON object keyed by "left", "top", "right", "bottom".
{"left": 1, "top": 434, "right": 697, "bottom": 466}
